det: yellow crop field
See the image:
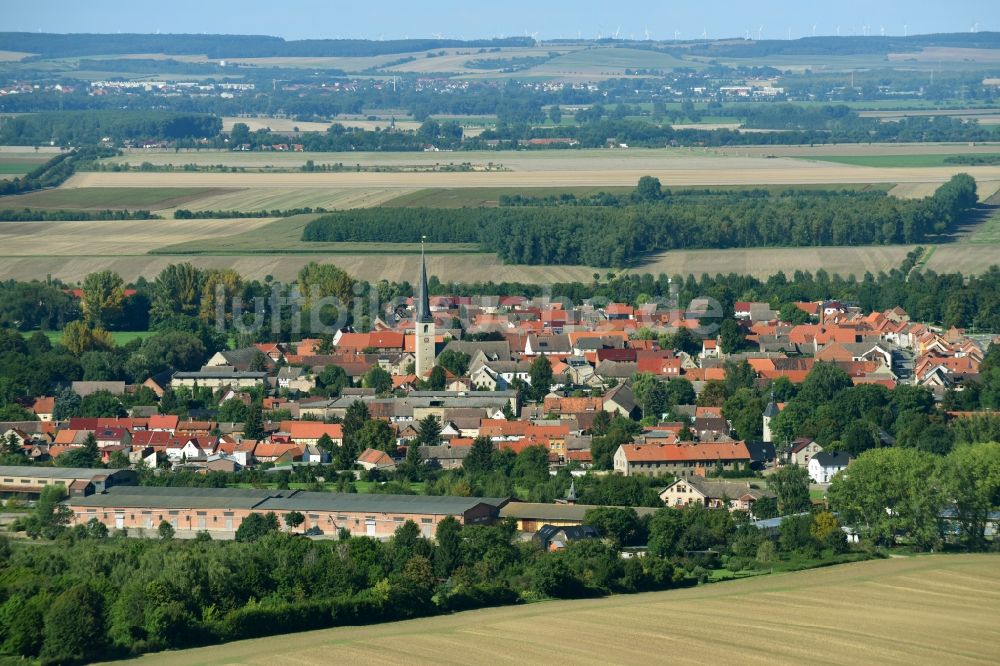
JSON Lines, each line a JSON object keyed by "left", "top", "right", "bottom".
{"left": 123, "top": 554, "right": 1000, "bottom": 666}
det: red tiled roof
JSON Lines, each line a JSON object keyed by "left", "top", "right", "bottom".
{"left": 620, "top": 441, "right": 750, "bottom": 463}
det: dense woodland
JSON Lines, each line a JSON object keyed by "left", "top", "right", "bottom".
{"left": 302, "top": 175, "right": 979, "bottom": 266}
{"left": 0, "top": 111, "right": 221, "bottom": 146}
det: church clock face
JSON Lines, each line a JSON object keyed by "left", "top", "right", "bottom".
{"left": 423, "top": 337, "right": 430, "bottom": 343}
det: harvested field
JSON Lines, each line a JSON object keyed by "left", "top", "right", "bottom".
{"left": 0, "top": 50, "right": 31, "bottom": 62}
{"left": 124, "top": 554, "right": 1000, "bottom": 666}
{"left": 1, "top": 241, "right": 994, "bottom": 285}
{"left": 888, "top": 46, "right": 1000, "bottom": 63}
{"left": 221, "top": 117, "right": 333, "bottom": 133}
{"left": 61, "top": 164, "right": 1000, "bottom": 189}
{"left": 889, "top": 182, "right": 942, "bottom": 199}
{"left": 723, "top": 143, "right": 1000, "bottom": 158}
{"left": 169, "top": 187, "right": 411, "bottom": 212}
{"left": 797, "top": 154, "right": 1000, "bottom": 168}
{"left": 0, "top": 187, "right": 230, "bottom": 210}
{"left": 0, "top": 217, "right": 275, "bottom": 257}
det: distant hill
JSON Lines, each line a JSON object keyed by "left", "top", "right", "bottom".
{"left": 0, "top": 33, "right": 535, "bottom": 59}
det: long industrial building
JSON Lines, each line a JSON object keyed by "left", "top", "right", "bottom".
{"left": 65, "top": 486, "right": 508, "bottom": 539}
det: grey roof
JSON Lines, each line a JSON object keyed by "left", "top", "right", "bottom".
{"left": 595, "top": 361, "right": 638, "bottom": 378}
{"left": 666, "top": 476, "right": 774, "bottom": 500}
{"left": 500, "top": 502, "right": 658, "bottom": 522}
{"left": 67, "top": 486, "right": 286, "bottom": 510}
{"left": 66, "top": 485, "right": 508, "bottom": 515}
{"left": 813, "top": 451, "right": 852, "bottom": 467}
{"left": 763, "top": 401, "right": 781, "bottom": 418}
{"left": 528, "top": 334, "right": 571, "bottom": 353}
{"left": 442, "top": 340, "right": 511, "bottom": 362}
{"left": 420, "top": 444, "right": 471, "bottom": 461}
{"left": 604, "top": 382, "right": 637, "bottom": 412}
{"left": 0, "top": 466, "right": 131, "bottom": 480}
{"left": 257, "top": 491, "right": 506, "bottom": 515}
{"left": 173, "top": 367, "right": 268, "bottom": 380}
{"left": 71, "top": 381, "right": 126, "bottom": 396}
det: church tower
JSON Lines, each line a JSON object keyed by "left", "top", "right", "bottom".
{"left": 762, "top": 395, "right": 780, "bottom": 443}
{"left": 414, "top": 241, "right": 436, "bottom": 379}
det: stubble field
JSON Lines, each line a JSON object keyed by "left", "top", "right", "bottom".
{"left": 122, "top": 554, "right": 1000, "bottom": 666}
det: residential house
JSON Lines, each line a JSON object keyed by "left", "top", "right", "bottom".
{"left": 613, "top": 441, "right": 751, "bottom": 477}
{"left": 659, "top": 477, "right": 775, "bottom": 514}
{"left": 809, "top": 451, "right": 851, "bottom": 483}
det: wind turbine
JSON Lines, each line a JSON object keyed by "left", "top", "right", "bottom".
{"left": 812, "top": 24, "right": 817, "bottom": 37}
{"left": 702, "top": 28, "right": 708, "bottom": 40}
{"left": 758, "top": 25, "right": 764, "bottom": 41}
{"left": 904, "top": 24, "right": 908, "bottom": 37}
{"left": 880, "top": 26, "right": 886, "bottom": 37}
{"left": 787, "top": 26, "right": 791, "bottom": 40}
{"left": 613, "top": 26, "right": 621, "bottom": 39}
{"left": 674, "top": 29, "right": 681, "bottom": 40}
{"left": 644, "top": 26, "right": 651, "bottom": 41}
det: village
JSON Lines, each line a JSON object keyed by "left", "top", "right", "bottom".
{"left": 1, "top": 252, "right": 992, "bottom": 543}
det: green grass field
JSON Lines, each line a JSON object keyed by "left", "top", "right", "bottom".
{"left": 41, "top": 330, "right": 155, "bottom": 345}
{"left": 797, "top": 154, "right": 1000, "bottom": 168}
{"left": 967, "top": 207, "right": 1000, "bottom": 244}
{"left": 0, "top": 187, "right": 228, "bottom": 210}
{"left": 126, "top": 554, "right": 1000, "bottom": 666}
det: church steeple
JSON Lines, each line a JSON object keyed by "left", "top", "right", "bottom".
{"left": 417, "top": 237, "right": 432, "bottom": 324}
{"left": 414, "top": 237, "right": 436, "bottom": 379}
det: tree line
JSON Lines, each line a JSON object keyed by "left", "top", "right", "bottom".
{"left": 0, "top": 145, "right": 117, "bottom": 196}
{"left": 301, "top": 175, "right": 978, "bottom": 266}
{"left": 0, "top": 111, "right": 222, "bottom": 146}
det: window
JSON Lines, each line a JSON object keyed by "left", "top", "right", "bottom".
{"left": 421, "top": 518, "right": 432, "bottom": 524}
{"left": 196, "top": 511, "right": 207, "bottom": 516}
{"left": 2, "top": 478, "right": 11, "bottom": 483}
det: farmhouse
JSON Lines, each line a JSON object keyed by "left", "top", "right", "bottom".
{"left": 659, "top": 477, "right": 775, "bottom": 513}
{"left": 65, "top": 486, "right": 508, "bottom": 539}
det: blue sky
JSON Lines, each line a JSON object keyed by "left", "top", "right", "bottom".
{"left": 4, "top": 0, "right": 996, "bottom": 41}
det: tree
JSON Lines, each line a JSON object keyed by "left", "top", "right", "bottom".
{"left": 647, "top": 508, "right": 685, "bottom": 558}
{"left": 437, "top": 349, "right": 471, "bottom": 377}
{"left": 61, "top": 320, "right": 113, "bottom": 356}
{"left": 57, "top": 432, "right": 101, "bottom": 468}
{"left": 779, "top": 302, "right": 811, "bottom": 324}
{"left": 79, "top": 389, "right": 125, "bottom": 418}
{"left": 723, "top": 388, "right": 765, "bottom": 441}
{"left": 284, "top": 511, "right": 305, "bottom": 531}
{"left": 158, "top": 520, "right": 175, "bottom": 540}
{"left": 428, "top": 365, "right": 447, "bottom": 391}
{"left": 40, "top": 584, "right": 105, "bottom": 664}
{"left": 244, "top": 404, "right": 265, "bottom": 440}
{"left": 583, "top": 506, "right": 642, "bottom": 549}
{"left": 234, "top": 512, "right": 280, "bottom": 542}
{"left": 463, "top": 435, "right": 495, "bottom": 475}
{"left": 150, "top": 262, "right": 204, "bottom": 325}
{"left": 528, "top": 355, "right": 553, "bottom": 401}
{"left": 81, "top": 270, "right": 125, "bottom": 329}
{"left": 316, "top": 364, "right": 349, "bottom": 396}
{"left": 664, "top": 378, "right": 696, "bottom": 407}
{"left": 718, "top": 319, "right": 744, "bottom": 354}
{"left": 434, "top": 515, "right": 462, "bottom": 578}
{"left": 768, "top": 465, "right": 811, "bottom": 515}
{"left": 342, "top": 400, "right": 370, "bottom": 455}
{"left": 798, "top": 362, "right": 853, "bottom": 405}
{"left": 635, "top": 175, "right": 662, "bottom": 201}
{"left": 939, "top": 442, "right": 1000, "bottom": 550}
{"left": 416, "top": 414, "right": 442, "bottom": 446}
{"left": 828, "top": 447, "right": 943, "bottom": 550}
{"left": 512, "top": 445, "right": 550, "bottom": 486}
{"left": 317, "top": 432, "right": 335, "bottom": 452}
{"left": 811, "top": 511, "right": 847, "bottom": 552}
{"left": 218, "top": 397, "right": 250, "bottom": 423}
{"left": 363, "top": 365, "right": 393, "bottom": 394}
{"left": 357, "top": 418, "right": 395, "bottom": 452}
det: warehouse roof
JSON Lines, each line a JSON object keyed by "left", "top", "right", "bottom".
{"left": 500, "top": 502, "right": 658, "bottom": 522}
{"left": 65, "top": 486, "right": 508, "bottom": 515}
{"left": 0, "top": 466, "right": 131, "bottom": 480}
{"left": 258, "top": 491, "right": 508, "bottom": 515}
